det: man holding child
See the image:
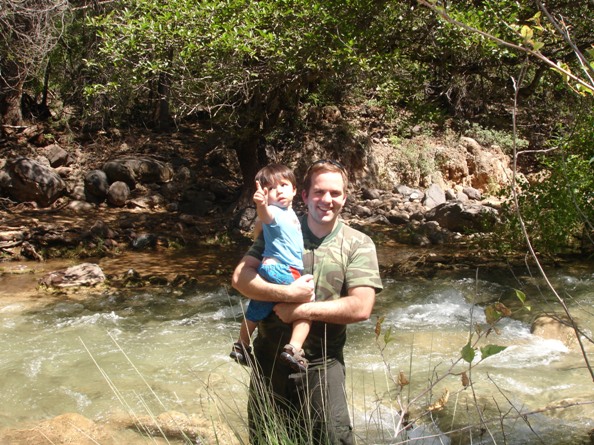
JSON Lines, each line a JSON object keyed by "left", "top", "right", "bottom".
{"left": 232, "top": 159, "right": 383, "bottom": 444}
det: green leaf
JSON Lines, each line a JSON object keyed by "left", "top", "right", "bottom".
{"left": 514, "top": 289, "right": 527, "bottom": 304}
{"left": 520, "top": 25, "right": 533, "bottom": 40}
{"left": 480, "top": 344, "right": 507, "bottom": 360}
{"left": 484, "top": 304, "right": 501, "bottom": 325}
{"left": 528, "top": 11, "right": 542, "bottom": 23}
{"left": 384, "top": 326, "right": 393, "bottom": 344}
{"left": 461, "top": 342, "right": 475, "bottom": 363}
{"left": 532, "top": 41, "right": 544, "bottom": 51}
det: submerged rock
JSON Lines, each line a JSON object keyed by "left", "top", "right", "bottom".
{"left": 531, "top": 313, "right": 580, "bottom": 348}
{"left": 0, "top": 413, "right": 116, "bottom": 445}
{"left": 111, "top": 410, "right": 239, "bottom": 444}
{"left": 39, "top": 263, "right": 106, "bottom": 288}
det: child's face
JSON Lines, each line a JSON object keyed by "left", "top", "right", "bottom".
{"left": 267, "top": 178, "right": 296, "bottom": 208}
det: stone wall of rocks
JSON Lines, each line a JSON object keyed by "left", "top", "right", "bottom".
{"left": 0, "top": 124, "right": 515, "bottom": 260}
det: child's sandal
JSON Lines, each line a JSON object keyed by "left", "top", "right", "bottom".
{"left": 280, "top": 344, "right": 308, "bottom": 372}
{"left": 230, "top": 342, "right": 254, "bottom": 367}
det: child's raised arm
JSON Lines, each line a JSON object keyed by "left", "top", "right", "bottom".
{"left": 252, "top": 220, "right": 263, "bottom": 240}
{"left": 253, "top": 180, "right": 274, "bottom": 225}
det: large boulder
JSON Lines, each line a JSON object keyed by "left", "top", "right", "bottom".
{"left": 460, "top": 137, "right": 513, "bottom": 190}
{"left": 103, "top": 157, "right": 174, "bottom": 189}
{"left": 39, "top": 263, "right": 106, "bottom": 288}
{"left": 0, "top": 413, "right": 116, "bottom": 445}
{"left": 425, "top": 201, "right": 499, "bottom": 233}
{"left": 434, "top": 137, "right": 513, "bottom": 192}
{"left": 112, "top": 410, "right": 239, "bottom": 444}
{"left": 84, "top": 169, "right": 110, "bottom": 202}
{"left": 103, "top": 159, "right": 135, "bottom": 188}
{"left": 41, "top": 143, "right": 74, "bottom": 168}
{"left": 423, "top": 183, "right": 446, "bottom": 210}
{"left": 107, "top": 180, "right": 130, "bottom": 207}
{"left": 395, "top": 184, "right": 424, "bottom": 201}
{"left": 436, "top": 143, "right": 469, "bottom": 184}
{"left": 4, "top": 157, "right": 66, "bottom": 207}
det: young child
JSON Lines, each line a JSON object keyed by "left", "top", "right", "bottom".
{"left": 230, "top": 163, "right": 310, "bottom": 372}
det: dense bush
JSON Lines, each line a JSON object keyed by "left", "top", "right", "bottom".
{"left": 498, "top": 104, "right": 594, "bottom": 255}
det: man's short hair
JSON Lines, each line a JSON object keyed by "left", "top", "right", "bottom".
{"left": 303, "top": 160, "right": 348, "bottom": 195}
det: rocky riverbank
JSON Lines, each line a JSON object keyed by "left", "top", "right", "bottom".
{"left": 0, "top": 116, "right": 517, "bottom": 269}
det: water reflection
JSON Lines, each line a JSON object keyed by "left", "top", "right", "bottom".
{"left": 0, "top": 256, "right": 592, "bottom": 444}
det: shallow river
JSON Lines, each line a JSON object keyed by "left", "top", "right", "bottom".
{"left": 0, "top": 247, "right": 592, "bottom": 444}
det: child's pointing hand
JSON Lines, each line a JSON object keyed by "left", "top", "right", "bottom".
{"left": 253, "top": 180, "right": 268, "bottom": 207}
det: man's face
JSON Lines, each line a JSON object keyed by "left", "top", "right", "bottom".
{"left": 302, "top": 171, "right": 347, "bottom": 227}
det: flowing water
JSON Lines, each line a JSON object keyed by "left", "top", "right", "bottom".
{"left": 0, "top": 248, "right": 592, "bottom": 444}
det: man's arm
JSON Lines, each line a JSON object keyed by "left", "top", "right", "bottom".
{"left": 231, "top": 254, "right": 314, "bottom": 303}
{"left": 273, "top": 286, "right": 376, "bottom": 325}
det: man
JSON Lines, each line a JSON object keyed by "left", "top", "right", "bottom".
{"left": 231, "top": 159, "right": 383, "bottom": 444}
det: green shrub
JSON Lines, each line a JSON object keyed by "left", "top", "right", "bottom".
{"left": 497, "top": 111, "right": 594, "bottom": 255}
{"left": 466, "top": 122, "right": 528, "bottom": 154}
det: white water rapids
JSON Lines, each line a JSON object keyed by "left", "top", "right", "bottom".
{"left": 0, "top": 252, "right": 592, "bottom": 444}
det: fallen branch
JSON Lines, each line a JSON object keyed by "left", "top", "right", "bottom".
{"left": 0, "top": 240, "right": 24, "bottom": 249}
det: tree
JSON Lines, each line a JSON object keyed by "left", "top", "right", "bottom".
{"left": 0, "top": 0, "right": 68, "bottom": 128}
{"left": 86, "top": 0, "right": 397, "bottom": 199}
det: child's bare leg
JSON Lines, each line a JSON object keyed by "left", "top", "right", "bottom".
{"left": 231, "top": 319, "right": 257, "bottom": 366}
{"left": 238, "top": 319, "right": 257, "bottom": 346}
{"left": 288, "top": 319, "right": 311, "bottom": 350}
{"left": 280, "top": 319, "right": 311, "bottom": 372}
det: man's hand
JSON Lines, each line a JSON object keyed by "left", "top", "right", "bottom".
{"left": 274, "top": 285, "right": 376, "bottom": 325}
{"left": 232, "top": 256, "right": 314, "bottom": 304}
{"left": 273, "top": 302, "right": 302, "bottom": 324}
{"left": 288, "top": 274, "right": 315, "bottom": 302}
{"left": 273, "top": 275, "right": 314, "bottom": 323}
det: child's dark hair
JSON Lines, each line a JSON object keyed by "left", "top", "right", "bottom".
{"left": 255, "top": 163, "right": 296, "bottom": 188}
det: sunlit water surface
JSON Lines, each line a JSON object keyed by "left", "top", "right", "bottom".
{"left": 0, "top": 252, "right": 592, "bottom": 445}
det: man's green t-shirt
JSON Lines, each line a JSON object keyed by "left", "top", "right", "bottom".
{"left": 247, "top": 215, "right": 383, "bottom": 365}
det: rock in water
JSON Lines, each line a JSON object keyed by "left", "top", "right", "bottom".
{"left": 39, "top": 263, "right": 106, "bottom": 288}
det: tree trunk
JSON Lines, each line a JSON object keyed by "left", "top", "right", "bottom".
{"left": 230, "top": 77, "right": 314, "bottom": 207}
{"left": 41, "top": 61, "right": 50, "bottom": 109}
{"left": 233, "top": 129, "right": 264, "bottom": 207}
{"left": 0, "top": 60, "right": 25, "bottom": 126}
{"left": 153, "top": 70, "right": 172, "bottom": 129}
{"left": 152, "top": 47, "right": 173, "bottom": 129}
